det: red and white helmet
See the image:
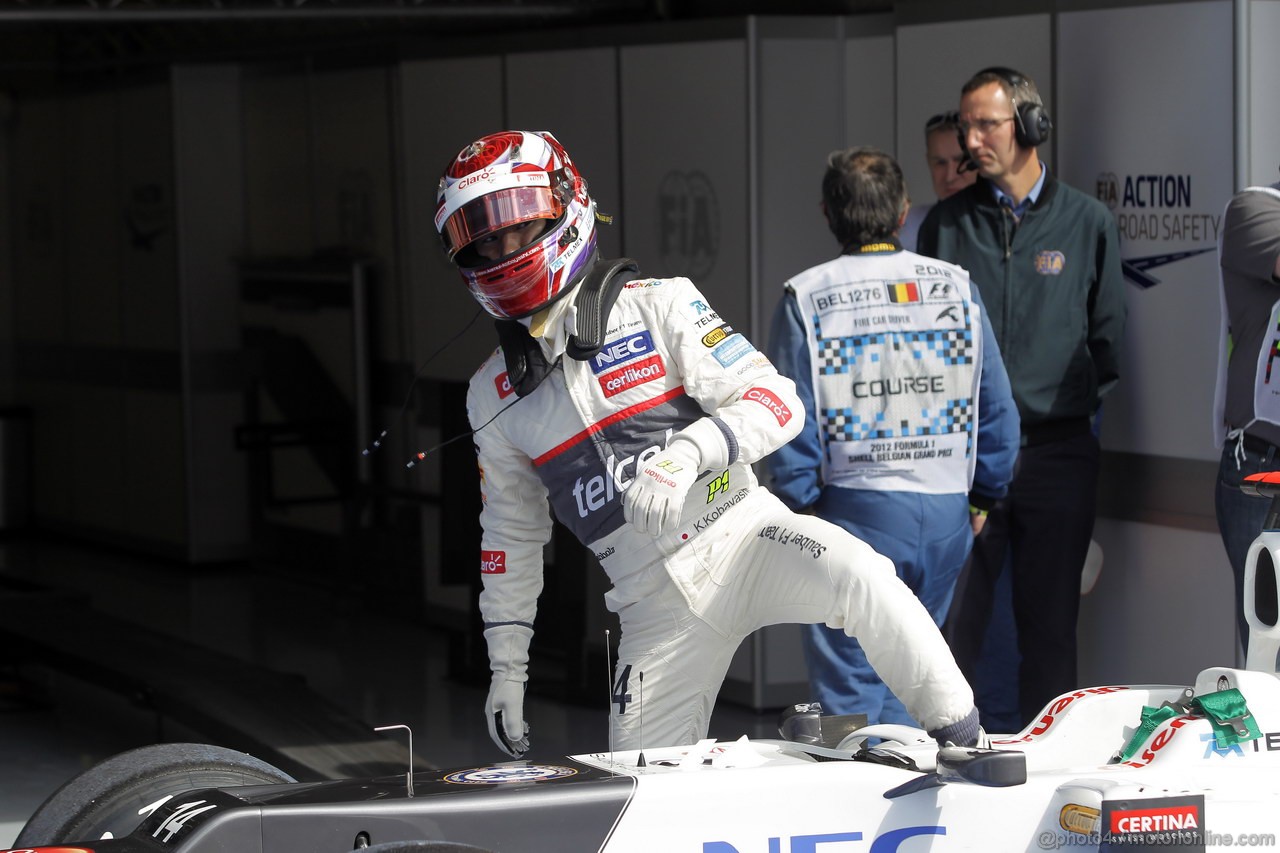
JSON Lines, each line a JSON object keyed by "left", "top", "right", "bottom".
{"left": 435, "top": 130, "right": 598, "bottom": 319}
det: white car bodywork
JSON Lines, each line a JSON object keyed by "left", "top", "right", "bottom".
{"left": 557, "top": 517, "right": 1280, "bottom": 853}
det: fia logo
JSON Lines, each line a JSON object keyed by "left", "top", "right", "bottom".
{"left": 658, "top": 171, "right": 719, "bottom": 279}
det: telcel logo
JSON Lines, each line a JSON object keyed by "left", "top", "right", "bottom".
{"left": 572, "top": 430, "right": 673, "bottom": 518}
{"left": 591, "top": 331, "right": 655, "bottom": 374}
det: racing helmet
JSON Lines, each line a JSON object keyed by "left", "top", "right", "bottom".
{"left": 435, "top": 130, "right": 598, "bottom": 319}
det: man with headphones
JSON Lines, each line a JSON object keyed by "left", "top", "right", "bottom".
{"left": 918, "top": 67, "right": 1126, "bottom": 729}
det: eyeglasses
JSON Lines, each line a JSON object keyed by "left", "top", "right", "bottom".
{"left": 958, "top": 116, "right": 1015, "bottom": 136}
{"left": 925, "top": 111, "right": 960, "bottom": 133}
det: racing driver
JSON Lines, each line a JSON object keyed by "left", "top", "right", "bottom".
{"left": 437, "top": 130, "right": 981, "bottom": 757}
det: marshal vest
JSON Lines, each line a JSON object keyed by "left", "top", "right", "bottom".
{"left": 786, "top": 248, "right": 982, "bottom": 494}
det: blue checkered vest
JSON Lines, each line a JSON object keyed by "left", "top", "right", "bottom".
{"left": 786, "top": 250, "right": 982, "bottom": 494}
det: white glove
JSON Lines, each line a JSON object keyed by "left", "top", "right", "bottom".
{"left": 486, "top": 677, "right": 530, "bottom": 758}
{"left": 484, "top": 625, "right": 533, "bottom": 758}
{"left": 623, "top": 437, "right": 702, "bottom": 536}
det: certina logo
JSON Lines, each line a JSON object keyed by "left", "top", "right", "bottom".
{"left": 599, "top": 354, "right": 666, "bottom": 397}
{"left": 591, "top": 331, "right": 655, "bottom": 374}
{"left": 573, "top": 430, "right": 673, "bottom": 518}
{"left": 480, "top": 550, "right": 506, "bottom": 574}
{"left": 744, "top": 387, "right": 792, "bottom": 426}
{"left": 1111, "top": 805, "right": 1200, "bottom": 834}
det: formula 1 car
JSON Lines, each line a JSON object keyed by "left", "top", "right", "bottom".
{"left": 8, "top": 472, "right": 1280, "bottom": 853}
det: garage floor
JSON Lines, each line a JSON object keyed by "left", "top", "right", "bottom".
{"left": 0, "top": 536, "right": 778, "bottom": 848}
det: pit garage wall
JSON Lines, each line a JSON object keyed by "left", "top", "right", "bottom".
{"left": 9, "top": 82, "right": 190, "bottom": 554}
{"left": 895, "top": 0, "right": 1250, "bottom": 689}
{"left": 1243, "top": 0, "right": 1280, "bottom": 189}
{"left": 1058, "top": 1, "right": 1237, "bottom": 680}
{"left": 901, "top": 0, "right": 1280, "bottom": 686}
{"left": 4, "top": 5, "right": 1275, "bottom": 703}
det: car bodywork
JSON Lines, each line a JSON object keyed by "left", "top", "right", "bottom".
{"left": 8, "top": 472, "right": 1280, "bottom": 853}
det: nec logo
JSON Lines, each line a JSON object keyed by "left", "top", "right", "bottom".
{"left": 744, "top": 387, "right": 792, "bottom": 426}
{"left": 591, "top": 331, "right": 655, "bottom": 374}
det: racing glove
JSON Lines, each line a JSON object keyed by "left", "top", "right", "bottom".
{"left": 484, "top": 625, "right": 533, "bottom": 758}
{"left": 623, "top": 418, "right": 731, "bottom": 536}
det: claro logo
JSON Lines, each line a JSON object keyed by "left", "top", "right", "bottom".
{"left": 572, "top": 430, "right": 673, "bottom": 518}
{"left": 480, "top": 550, "right": 506, "bottom": 575}
{"left": 744, "top": 387, "right": 792, "bottom": 426}
{"left": 495, "top": 372, "right": 515, "bottom": 400}
{"left": 456, "top": 169, "right": 494, "bottom": 191}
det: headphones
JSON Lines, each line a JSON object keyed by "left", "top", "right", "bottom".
{"left": 978, "top": 66, "right": 1053, "bottom": 148}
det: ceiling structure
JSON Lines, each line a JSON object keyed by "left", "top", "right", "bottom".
{"left": 0, "top": 0, "right": 892, "bottom": 91}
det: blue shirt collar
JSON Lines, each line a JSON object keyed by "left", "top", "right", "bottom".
{"left": 992, "top": 161, "right": 1046, "bottom": 217}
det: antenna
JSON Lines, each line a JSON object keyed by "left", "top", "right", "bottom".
{"left": 373, "top": 724, "right": 415, "bottom": 797}
{"left": 605, "top": 629, "right": 615, "bottom": 772}
{"left": 637, "top": 671, "right": 647, "bottom": 768}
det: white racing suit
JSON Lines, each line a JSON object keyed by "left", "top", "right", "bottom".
{"left": 467, "top": 274, "right": 977, "bottom": 750}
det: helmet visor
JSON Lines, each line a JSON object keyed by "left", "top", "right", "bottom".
{"left": 441, "top": 185, "right": 564, "bottom": 258}
{"left": 463, "top": 240, "right": 556, "bottom": 319}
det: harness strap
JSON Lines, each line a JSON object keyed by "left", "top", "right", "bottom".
{"left": 1117, "top": 687, "right": 1261, "bottom": 763}
{"left": 1193, "top": 688, "right": 1261, "bottom": 749}
{"left": 1117, "top": 704, "right": 1180, "bottom": 763}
